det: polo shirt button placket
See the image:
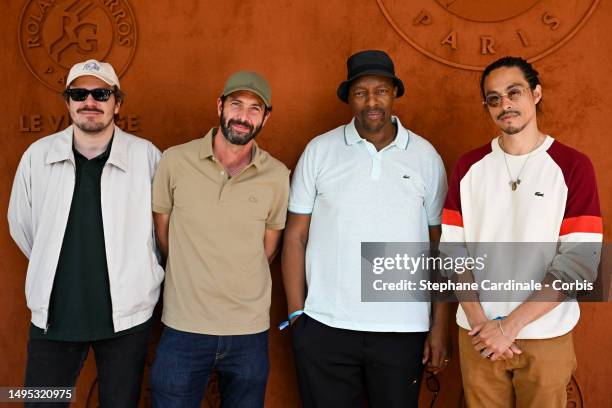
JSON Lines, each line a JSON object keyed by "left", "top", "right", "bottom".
{"left": 219, "top": 172, "right": 231, "bottom": 205}
{"left": 371, "top": 154, "right": 382, "bottom": 180}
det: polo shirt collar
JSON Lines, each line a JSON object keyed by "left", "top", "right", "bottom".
{"left": 46, "top": 125, "right": 129, "bottom": 171}
{"left": 199, "top": 127, "right": 263, "bottom": 169}
{"left": 344, "top": 116, "right": 410, "bottom": 150}
{"left": 199, "top": 128, "right": 215, "bottom": 159}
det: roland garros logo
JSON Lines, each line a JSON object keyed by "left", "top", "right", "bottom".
{"left": 376, "top": 0, "right": 599, "bottom": 70}
{"left": 19, "top": 0, "right": 137, "bottom": 91}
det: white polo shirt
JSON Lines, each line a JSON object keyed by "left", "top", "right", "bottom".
{"left": 289, "top": 117, "right": 447, "bottom": 332}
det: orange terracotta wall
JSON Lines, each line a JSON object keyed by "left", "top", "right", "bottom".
{"left": 1, "top": 1, "right": 611, "bottom": 406}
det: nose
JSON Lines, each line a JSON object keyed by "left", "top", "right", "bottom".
{"left": 235, "top": 106, "right": 249, "bottom": 122}
{"left": 83, "top": 93, "right": 98, "bottom": 105}
{"left": 365, "top": 92, "right": 378, "bottom": 107}
{"left": 501, "top": 95, "right": 514, "bottom": 110}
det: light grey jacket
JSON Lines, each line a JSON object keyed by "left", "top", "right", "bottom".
{"left": 8, "top": 125, "right": 164, "bottom": 332}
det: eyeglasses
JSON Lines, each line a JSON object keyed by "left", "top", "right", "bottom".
{"left": 483, "top": 86, "right": 529, "bottom": 108}
{"left": 64, "top": 88, "right": 114, "bottom": 102}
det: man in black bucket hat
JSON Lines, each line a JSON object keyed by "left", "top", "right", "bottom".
{"left": 282, "top": 50, "right": 452, "bottom": 407}
{"left": 336, "top": 49, "right": 405, "bottom": 102}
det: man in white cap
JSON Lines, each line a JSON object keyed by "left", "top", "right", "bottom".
{"left": 8, "top": 59, "right": 163, "bottom": 407}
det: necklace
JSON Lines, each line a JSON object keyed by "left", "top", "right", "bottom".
{"left": 499, "top": 136, "right": 540, "bottom": 191}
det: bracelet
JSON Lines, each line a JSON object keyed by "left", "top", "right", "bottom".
{"left": 278, "top": 310, "right": 304, "bottom": 331}
{"left": 497, "top": 319, "right": 506, "bottom": 337}
{"left": 494, "top": 316, "right": 512, "bottom": 340}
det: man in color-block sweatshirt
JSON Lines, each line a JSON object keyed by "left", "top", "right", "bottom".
{"left": 441, "top": 56, "right": 602, "bottom": 408}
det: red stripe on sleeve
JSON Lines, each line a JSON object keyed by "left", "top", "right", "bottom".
{"left": 442, "top": 209, "right": 464, "bottom": 227}
{"left": 559, "top": 215, "right": 603, "bottom": 236}
{"left": 547, "top": 141, "right": 601, "bottom": 218}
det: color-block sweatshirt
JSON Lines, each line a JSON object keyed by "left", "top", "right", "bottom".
{"left": 441, "top": 136, "right": 602, "bottom": 339}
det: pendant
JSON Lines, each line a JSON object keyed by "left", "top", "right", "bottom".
{"left": 509, "top": 179, "right": 521, "bottom": 191}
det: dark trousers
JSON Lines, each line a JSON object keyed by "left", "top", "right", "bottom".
{"left": 24, "top": 327, "right": 151, "bottom": 408}
{"left": 149, "top": 327, "right": 269, "bottom": 408}
{"left": 292, "top": 314, "right": 427, "bottom": 408}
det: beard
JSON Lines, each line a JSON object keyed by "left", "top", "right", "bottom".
{"left": 502, "top": 123, "right": 528, "bottom": 135}
{"left": 72, "top": 108, "right": 113, "bottom": 134}
{"left": 356, "top": 108, "right": 387, "bottom": 132}
{"left": 220, "top": 110, "right": 263, "bottom": 146}
{"left": 497, "top": 110, "right": 528, "bottom": 135}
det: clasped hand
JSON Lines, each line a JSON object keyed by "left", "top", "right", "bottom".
{"left": 469, "top": 320, "right": 522, "bottom": 361}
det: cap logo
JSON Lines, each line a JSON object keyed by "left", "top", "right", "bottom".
{"left": 83, "top": 62, "right": 101, "bottom": 72}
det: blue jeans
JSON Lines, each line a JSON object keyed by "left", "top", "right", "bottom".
{"left": 150, "top": 327, "right": 269, "bottom": 408}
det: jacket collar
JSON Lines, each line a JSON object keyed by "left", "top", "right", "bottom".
{"left": 46, "top": 125, "right": 129, "bottom": 171}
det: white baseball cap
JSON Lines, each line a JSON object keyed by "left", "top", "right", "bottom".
{"left": 66, "top": 59, "right": 120, "bottom": 89}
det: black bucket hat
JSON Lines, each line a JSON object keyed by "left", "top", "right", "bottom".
{"left": 337, "top": 50, "right": 405, "bottom": 103}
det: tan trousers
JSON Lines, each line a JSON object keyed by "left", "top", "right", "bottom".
{"left": 458, "top": 328, "right": 576, "bottom": 408}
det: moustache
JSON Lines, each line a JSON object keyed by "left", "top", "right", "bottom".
{"left": 362, "top": 108, "right": 385, "bottom": 116}
{"left": 77, "top": 108, "right": 104, "bottom": 114}
{"left": 498, "top": 110, "right": 520, "bottom": 120}
{"left": 227, "top": 119, "right": 254, "bottom": 131}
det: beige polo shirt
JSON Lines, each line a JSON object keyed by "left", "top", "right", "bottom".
{"left": 152, "top": 128, "right": 289, "bottom": 335}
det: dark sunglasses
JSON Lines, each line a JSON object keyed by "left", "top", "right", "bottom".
{"left": 64, "top": 88, "right": 114, "bottom": 102}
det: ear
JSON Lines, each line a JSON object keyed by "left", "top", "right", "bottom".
{"left": 217, "top": 97, "right": 223, "bottom": 118}
{"left": 393, "top": 86, "right": 398, "bottom": 98}
{"left": 114, "top": 100, "right": 121, "bottom": 115}
{"left": 261, "top": 110, "right": 271, "bottom": 128}
{"left": 533, "top": 84, "right": 542, "bottom": 105}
